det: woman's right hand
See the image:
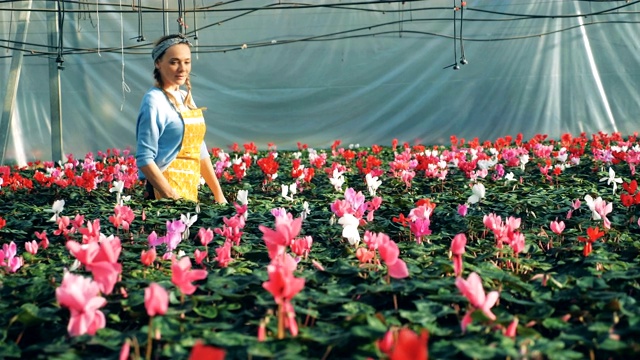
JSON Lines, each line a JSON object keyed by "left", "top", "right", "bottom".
{"left": 139, "top": 163, "right": 179, "bottom": 200}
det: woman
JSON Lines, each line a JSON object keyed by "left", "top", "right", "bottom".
{"left": 136, "top": 34, "right": 227, "bottom": 203}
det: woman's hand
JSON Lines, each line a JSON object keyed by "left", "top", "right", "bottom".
{"left": 139, "top": 163, "right": 179, "bottom": 200}
{"left": 200, "top": 157, "right": 227, "bottom": 205}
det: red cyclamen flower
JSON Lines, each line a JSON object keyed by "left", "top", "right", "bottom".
{"left": 578, "top": 226, "right": 604, "bottom": 256}
{"left": 378, "top": 328, "right": 429, "bottom": 360}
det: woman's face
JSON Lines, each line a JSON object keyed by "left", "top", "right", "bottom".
{"left": 155, "top": 43, "right": 191, "bottom": 91}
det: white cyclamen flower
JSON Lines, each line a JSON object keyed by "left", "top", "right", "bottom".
{"left": 109, "top": 180, "right": 124, "bottom": 194}
{"left": 281, "top": 183, "right": 297, "bottom": 202}
{"left": 47, "top": 199, "right": 66, "bottom": 222}
{"left": 467, "top": 183, "right": 486, "bottom": 205}
{"left": 338, "top": 213, "right": 360, "bottom": 246}
{"left": 330, "top": 169, "right": 345, "bottom": 192}
{"left": 237, "top": 189, "right": 249, "bottom": 206}
{"left": 599, "top": 167, "right": 622, "bottom": 194}
{"left": 365, "top": 173, "right": 382, "bottom": 197}
{"left": 180, "top": 213, "right": 198, "bottom": 239}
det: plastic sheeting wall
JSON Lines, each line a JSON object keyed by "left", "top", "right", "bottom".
{"left": 1, "top": 0, "right": 639, "bottom": 165}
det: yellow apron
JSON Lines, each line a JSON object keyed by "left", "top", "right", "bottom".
{"left": 155, "top": 108, "right": 206, "bottom": 202}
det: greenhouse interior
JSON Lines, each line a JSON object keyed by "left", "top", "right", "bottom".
{"left": 0, "top": 1, "right": 639, "bottom": 359}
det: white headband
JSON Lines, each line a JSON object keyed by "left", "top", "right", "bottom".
{"left": 152, "top": 36, "right": 191, "bottom": 62}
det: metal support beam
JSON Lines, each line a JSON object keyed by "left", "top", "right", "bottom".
{"left": 0, "top": 0, "right": 32, "bottom": 165}
{"left": 48, "top": 0, "right": 64, "bottom": 164}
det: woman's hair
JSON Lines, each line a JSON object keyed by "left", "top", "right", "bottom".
{"left": 152, "top": 34, "right": 196, "bottom": 110}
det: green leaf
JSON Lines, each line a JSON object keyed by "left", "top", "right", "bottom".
{"left": 193, "top": 305, "right": 218, "bottom": 319}
{"left": 542, "top": 317, "right": 571, "bottom": 330}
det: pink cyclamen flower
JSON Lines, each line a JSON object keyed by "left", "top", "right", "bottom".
{"left": 171, "top": 256, "right": 208, "bottom": 295}
{"left": 89, "top": 261, "right": 122, "bottom": 295}
{"left": 270, "top": 207, "right": 288, "bottom": 219}
{"left": 1, "top": 241, "right": 23, "bottom": 273}
{"left": 144, "top": 282, "right": 169, "bottom": 317}
{"left": 283, "top": 301, "right": 299, "bottom": 337}
{"left": 141, "top": 248, "right": 156, "bottom": 266}
{"left": 509, "top": 232, "right": 526, "bottom": 255}
{"left": 451, "top": 234, "right": 467, "bottom": 255}
{"left": 35, "top": 231, "right": 49, "bottom": 249}
{"left": 2, "top": 241, "right": 17, "bottom": 259}
{"left": 7, "top": 256, "right": 23, "bottom": 273}
{"left": 378, "top": 237, "right": 409, "bottom": 279}
{"left": 55, "top": 272, "right": 107, "bottom": 337}
{"left": 572, "top": 199, "right": 581, "bottom": 210}
{"left": 215, "top": 242, "right": 232, "bottom": 268}
{"left": 162, "top": 251, "right": 174, "bottom": 261}
{"left": 110, "top": 205, "right": 135, "bottom": 231}
{"left": 66, "top": 240, "right": 100, "bottom": 265}
{"left": 504, "top": 317, "right": 518, "bottom": 338}
{"left": 550, "top": 220, "right": 565, "bottom": 235}
{"left": 259, "top": 214, "right": 302, "bottom": 248}
{"left": 290, "top": 236, "right": 313, "bottom": 258}
{"left": 455, "top": 272, "right": 500, "bottom": 321}
{"left": 585, "top": 195, "right": 613, "bottom": 229}
{"left": 257, "top": 320, "right": 267, "bottom": 342}
{"left": 119, "top": 339, "right": 131, "bottom": 360}
{"left": 194, "top": 248, "right": 207, "bottom": 265}
{"left": 25, "top": 240, "right": 39, "bottom": 255}
{"left": 311, "top": 259, "right": 325, "bottom": 271}
{"left": 197, "top": 227, "right": 214, "bottom": 246}
{"left": 147, "top": 231, "right": 163, "bottom": 247}
{"left": 505, "top": 216, "right": 521, "bottom": 232}
{"left": 451, "top": 233, "right": 467, "bottom": 277}
{"left": 262, "top": 253, "right": 305, "bottom": 305}
{"left": 66, "top": 235, "right": 123, "bottom": 295}
{"left": 457, "top": 204, "right": 468, "bottom": 217}
{"left": 259, "top": 215, "right": 303, "bottom": 259}
{"left": 461, "top": 311, "right": 473, "bottom": 332}
{"left": 482, "top": 213, "right": 501, "bottom": 232}
{"left": 356, "top": 247, "right": 375, "bottom": 264}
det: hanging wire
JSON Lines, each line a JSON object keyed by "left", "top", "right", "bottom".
{"left": 96, "top": 0, "right": 101, "bottom": 56}
{"left": 193, "top": 0, "right": 199, "bottom": 59}
{"left": 162, "top": 0, "right": 167, "bottom": 36}
{"left": 459, "top": 1, "right": 467, "bottom": 65}
{"left": 119, "top": 0, "right": 131, "bottom": 111}
{"left": 76, "top": 0, "right": 87, "bottom": 31}
{"left": 1, "top": 0, "right": 640, "bottom": 59}
{"left": 56, "top": 0, "right": 65, "bottom": 69}
{"left": 452, "top": 0, "right": 459, "bottom": 70}
{"left": 178, "top": 0, "right": 186, "bottom": 34}
{"left": 136, "top": 0, "right": 145, "bottom": 42}
{"left": 193, "top": 0, "right": 199, "bottom": 39}
{"left": 398, "top": 1, "right": 403, "bottom": 38}
{"left": 6, "top": 0, "right": 13, "bottom": 54}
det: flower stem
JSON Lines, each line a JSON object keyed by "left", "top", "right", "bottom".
{"left": 132, "top": 336, "right": 141, "bottom": 359}
{"left": 145, "top": 316, "right": 153, "bottom": 360}
{"left": 277, "top": 302, "right": 285, "bottom": 339}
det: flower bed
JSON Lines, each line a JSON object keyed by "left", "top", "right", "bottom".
{"left": 0, "top": 132, "right": 639, "bottom": 359}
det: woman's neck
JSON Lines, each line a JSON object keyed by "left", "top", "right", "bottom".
{"left": 163, "top": 85, "right": 180, "bottom": 92}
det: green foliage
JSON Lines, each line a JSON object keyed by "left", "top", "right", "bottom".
{"left": 1, "top": 138, "right": 640, "bottom": 359}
